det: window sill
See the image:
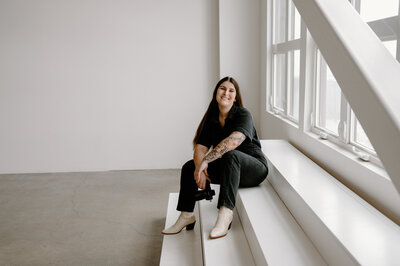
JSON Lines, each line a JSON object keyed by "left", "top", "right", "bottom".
{"left": 267, "top": 110, "right": 299, "bottom": 130}
{"left": 262, "top": 109, "right": 400, "bottom": 223}
{"left": 305, "top": 130, "right": 390, "bottom": 182}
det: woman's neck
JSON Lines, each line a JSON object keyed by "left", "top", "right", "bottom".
{"left": 219, "top": 106, "right": 231, "bottom": 119}
{"left": 218, "top": 105, "right": 233, "bottom": 121}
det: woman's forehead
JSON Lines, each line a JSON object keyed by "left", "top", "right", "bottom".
{"left": 220, "top": 81, "right": 235, "bottom": 89}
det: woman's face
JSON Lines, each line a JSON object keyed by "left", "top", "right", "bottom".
{"left": 216, "top": 81, "right": 236, "bottom": 109}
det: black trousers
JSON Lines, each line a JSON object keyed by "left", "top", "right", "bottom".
{"left": 177, "top": 150, "right": 268, "bottom": 212}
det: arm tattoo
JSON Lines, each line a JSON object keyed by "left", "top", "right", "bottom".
{"left": 203, "top": 132, "right": 246, "bottom": 163}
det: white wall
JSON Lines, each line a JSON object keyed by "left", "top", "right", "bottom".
{"left": 219, "top": 0, "right": 261, "bottom": 128}
{"left": 0, "top": 0, "right": 219, "bottom": 173}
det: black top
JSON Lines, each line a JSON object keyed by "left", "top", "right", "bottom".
{"left": 197, "top": 105, "right": 267, "bottom": 168}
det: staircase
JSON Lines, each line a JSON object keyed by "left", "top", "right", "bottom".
{"left": 160, "top": 140, "right": 400, "bottom": 265}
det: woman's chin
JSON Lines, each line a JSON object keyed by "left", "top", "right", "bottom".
{"left": 218, "top": 102, "right": 234, "bottom": 109}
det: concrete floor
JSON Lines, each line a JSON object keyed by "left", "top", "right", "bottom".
{"left": 0, "top": 169, "right": 180, "bottom": 266}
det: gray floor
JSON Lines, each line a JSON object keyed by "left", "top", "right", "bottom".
{"left": 0, "top": 169, "right": 180, "bottom": 266}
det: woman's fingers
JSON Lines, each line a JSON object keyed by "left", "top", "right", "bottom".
{"left": 194, "top": 168, "right": 202, "bottom": 183}
{"left": 194, "top": 171, "right": 201, "bottom": 188}
{"left": 199, "top": 176, "right": 206, "bottom": 189}
{"left": 204, "top": 168, "right": 209, "bottom": 177}
{"left": 194, "top": 166, "right": 209, "bottom": 189}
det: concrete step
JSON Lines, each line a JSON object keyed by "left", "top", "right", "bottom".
{"left": 199, "top": 185, "right": 256, "bottom": 266}
{"left": 160, "top": 193, "right": 202, "bottom": 266}
{"left": 237, "top": 181, "right": 326, "bottom": 265}
{"left": 262, "top": 139, "right": 400, "bottom": 265}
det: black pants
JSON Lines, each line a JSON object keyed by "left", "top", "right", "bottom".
{"left": 177, "top": 150, "right": 268, "bottom": 212}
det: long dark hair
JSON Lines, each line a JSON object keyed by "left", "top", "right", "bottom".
{"left": 192, "top": 76, "right": 244, "bottom": 148}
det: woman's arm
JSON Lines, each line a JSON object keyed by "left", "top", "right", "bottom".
{"left": 193, "top": 144, "right": 209, "bottom": 168}
{"left": 193, "top": 144, "right": 210, "bottom": 189}
{"left": 195, "top": 131, "right": 246, "bottom": 189}
{"left": 203, "top": 131, "right": 246, "bottom": 164}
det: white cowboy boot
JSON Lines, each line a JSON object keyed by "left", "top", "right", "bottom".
{"left": 209, "top": 206, "right": 233, "bottom": 239}
{"left": 162, "top": 211, "right": 196, "bottom": 235}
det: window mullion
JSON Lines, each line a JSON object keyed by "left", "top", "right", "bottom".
{"left": 286, "top": 0, "right": 290, "bottom": 43}
{"left": 339, "top": 94, "right": 349, "bottom": 143}
{"left": 289, "top": 50, "right": 295, "bottom": 117}
{"left": 299, "top": 24, "right": 315, "bottom": 131}
{"left": 285, "top": 51, "right": 290, "bottom": 116}
{"left": 397, "top": 3, "right": 400, "bottom": 64}
{"left": 312, "top": 48, "right": 320, "bottom": 130}
{"left": 284, "top": 0, "right": 290, "bottom": 116}
{"left": 271, "top": 53, "right": 276, "bottom": 110}
{"left": 397, "top": 37, "right": 400, "bottom": 62}
{"left": 318, "top": 52, "right": 327, "bottom": 129}
{"left": 288, "top": 0, "right": 294, "bottom": 41}
{"left": 349, "top": 109, "right": 356, "bottom": 146}
{"left": 272, "top": 0, "right": 276, "bottom": 44}
{"left": 352, "top": 0, "right": 361, "bottom": 13}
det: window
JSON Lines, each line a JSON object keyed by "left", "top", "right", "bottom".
{"left": 314, "top": 51, "right": 342, "bottom": 136}
{"left": 270, "top": 0, "right": 301, "bottom": 123}
{"left": 352, "top": 0, "right": 400, "bottom": 62}
{"left": 267, "top": 0, "right": 387, "bottom": 166}
{"left": 312, "top": 50, "right": 379, "bottom": 162}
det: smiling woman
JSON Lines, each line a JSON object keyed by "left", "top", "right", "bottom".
{"left": 162, "top": 77, "right": 269, "bottom": 240}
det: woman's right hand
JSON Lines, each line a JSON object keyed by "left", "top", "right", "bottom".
{"left": 194, "top": 164, "right": 209, "bottom": 190}
{"left": 193, "top": 144, "right": 212, "bottom": 189}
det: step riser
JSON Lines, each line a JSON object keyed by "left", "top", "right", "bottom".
{"left": 237, "top": 181, "right": 326, "bottom": 266}
{"left": 236, "top": 195, "right": 268, "bottom": 266}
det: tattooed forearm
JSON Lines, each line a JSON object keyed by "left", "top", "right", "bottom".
{"left": 202, "top": 132, "right": 246, "bottom": 164}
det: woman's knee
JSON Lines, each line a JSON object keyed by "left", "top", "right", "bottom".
{"left": 180, "top": 160, "right": 195, "bottom": 184}
{"left": 240, "top": 167, "right": 268, "bottom": 187}
{"left": 220, "top": 150, "right": 241, "bottom": 163}
{"left": 182, "top": 160, "right": 195, "bottom": 173}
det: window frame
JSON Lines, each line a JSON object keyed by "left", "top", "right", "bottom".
{"left": 264, "top": 0, "right": 400, "bottom": 226}
{"left": 311, "top": 48, "right": 382, "bottom": 166}
{"left": 268, "top": 0, "right": 385, "bottom": 167}
{"left": 270, "top": 0, "right": 301, "bottom": 124}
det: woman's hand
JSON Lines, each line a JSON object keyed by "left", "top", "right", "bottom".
{"left": 194, "top": 161, "right": 209, "bottom": 189}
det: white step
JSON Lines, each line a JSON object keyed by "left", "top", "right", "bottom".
{"left": 262, "top": 140, "right": 400, "bottom": 266}
{"left": 237, "top": 181, "right": 326, "bottom": 266}
{"left": 159, "top": 193, "right": 202, "bottom": 266}
{"left": 199, "top": 185, "right": 256, "bottom": 266}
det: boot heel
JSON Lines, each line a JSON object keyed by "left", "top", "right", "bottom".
{"left": 186, "top": 221, "right": 196, "bottom": 230}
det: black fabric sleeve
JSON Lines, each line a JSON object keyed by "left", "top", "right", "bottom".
{"left": 231, "top": 108, "right": 254, "bottom": 141}
{"left": 196, "top": 121, "right": 212, "bottom": 148}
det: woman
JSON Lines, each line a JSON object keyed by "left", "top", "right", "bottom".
{"left": 162, "top": 77, "right": 268, "bottom": 239}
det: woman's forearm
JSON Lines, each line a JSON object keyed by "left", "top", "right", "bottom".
{"left": 193, "top": 144, "right": 209, "bottom": 168}
{"left": 202, "top": 131, "right": 245, "bottom": 164}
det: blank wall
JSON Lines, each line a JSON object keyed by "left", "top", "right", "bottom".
{"left": 0, "top": 0, "right": 219, "bottom": 173}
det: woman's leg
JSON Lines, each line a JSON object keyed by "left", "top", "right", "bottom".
{"left": 162, "top": 160, "right": 197, "bottom": 235}
{"left": 208, "top": 150, "right": 268, "bottom": 210}
{"left": 176, "top": 160, "right": 198, "bottom": 212}
{"left": 207, "top": 150, "right": 268, "bottom": 238}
